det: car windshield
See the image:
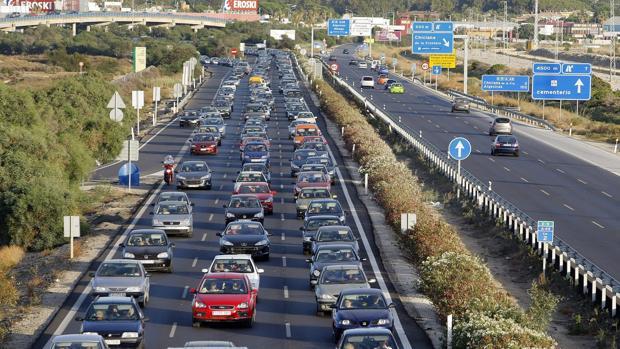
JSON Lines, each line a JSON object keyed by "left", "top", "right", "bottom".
{"left": 85, "top": 303, "right": 139, "bottom": 321}
{"left": 211, "top": 259, "right": 254, "bottom": 273}
{"left": 306, "top": 157, "right": 331, "bottom": 166}
{"left": 52, "top": 341, "right": 103, "bottom": 348}
{"left": 97, "top": 262, "right": 142, "bottom": 277}
{"left": 157, "top": 203, "right": 189, "bottom": 215}
{"left": 306, "top": 218, "right": 340, "bottom": 229}
{"left": 229, "top": 197, "right": 261, "bottom": 208}
{"left": 237, "top": 173, "right": 265, "bottom": 182}
{"left": 127, "top": 232, "right": 167, "bottom": 246}
{"left": 496, "top": 118, "right": 510, "bottom": 123}
{"left": 225, "top": 223, "right": 264, "bottom": 235}
{"left": 320, "top": 268, "right": 366, "bottom": 284}
{"left": 203, "top": 118, "right": 223, "bottom": 125}
{"left": 343, "top": 334, "right": 396, "bottom": 349}
{"left": 339, "top": 293, "right": 387, "bottom": 310}
{"left": 245, "top": 144, "right": 267, "bottom": 152}
{"left": 307, "top": 202, "right": 341, "bottom": 214}
{"left": 193, "top": 134, "right": 216, "bottom": 142}
{"left": 294, "top": 151, "right": 316, "bottom": 161}
{"left": 297, "top": 128, "right": 318, "bottom": 136}
{"left": 181, "top": 162, "right": 209, "bottom": 172}
{"left": 301, "top": 143, "right": 327, "bottom": 151}
{"left": 198, "top": 278, "right": 248, "bottom": 294}
{"left": 238, "top": 184, "right": 270, "bottom": 194}
{"left": 315, "top": 248, "right": 356, "bottom": 263}
{"left": 298, "top": 173, "right": 327, "bottom": 183}
{"left": 299, "top": 189, "right": 330, "bottom": 199}
{"left": 392, "top": 83, "right": 402, "bottom": 88}
{"left": 455, "top": 98, "right": 467, "bottom": 104}
{"left": 317, "top": 229, "right": 354, "bottom": 242}
{"left": 158, "top": 193, "right": 187, "bottom": 203}
{"left": 497, "top": 136, "right": 517, "bottom": 143}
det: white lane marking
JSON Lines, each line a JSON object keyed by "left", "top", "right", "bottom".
{"left": 214, "top": 198, "right": 219, "bottom": 205}
{"left": 281, "top": 232, "right": 285, "bottom": 241}
{"left": 522, "top": 151, "right": 529, "bottom": 155}
{"left": 283, "top": 286, "right": 289, "bottom": 299}
{"left": 280, "top": 184, "right": 284, "bottom": 189}
{"left": 475, "top": 149, "right": 481, "bottom": 153}
{"left": 520, "top": 177, "right": 529, "bottom": 183}
{"left": 226, "top": 162, "right": 231, "bottom": 167}
{"left": 503, "top": 166, "right": 511, "bottom": 172}
{"left": 577, "top": 178, "right": 588, "bottom": 184}
{"left": 223, "top": 173, "right": 228, "bottom": 178}
{"left": 182, "top": 285, "right": 189, "bottom": 299}
{"left": 280, "top": 213, "right": 285, "bottom": 221}
{"left": 219, "top": 184, "right": 223, "bottom": 190}
{"left": 192, "top": 257, "right": 198, "bottom": 268}
{"left": 538, "top": 159, "right": 545, "bottom": 164}
{"left": 464, "top": 120, "right": 469, "bottom": 124}
{"left": 280, "top": 198, "right": 284, "bottom": 204}
{"left": 592, "top": 221, "right": 605, "bottom": 229}
{"left": 208, "top": 213, "right": 214, "bottom": 222}
{"left": 169, "top": 322, "right": 177, "bottom": 338}
{"left": 563, "top": 204, "right": 575, "bottom": 211}
{"left": 435, "top": 124, "right": 440, "bottom": 128}
{"left": 285, "top": 322, "right": 292, "bottom": 338}
{"left": 282, "top": 256, "right": 287, "bottom": 267}
{"left": 488, "top": 158, "right": 495, "bottom": 162}
{"left": 280, "top": 172, "right": 284, "bottom": 176}
{"left": 602, "top": 191, "right": 613, "bottom": 198}
{"left": 556, "top": 168, "right": 565, "bottom": 174}
{"left": 201, "top": 233, "right": 207, "bottom": 241}
{"left": 473, "top": 126, "right": 479, "bottom": 130}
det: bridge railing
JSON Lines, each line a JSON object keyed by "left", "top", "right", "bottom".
{"left": 0, "top": 12, "right": 228, "bottom": 25}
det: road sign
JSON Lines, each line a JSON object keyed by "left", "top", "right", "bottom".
{"left": 330, "top": 63, "right": 339, "bottom": 72}
{"left": 561, "top": 63, "right": 591, "bottom": 74}
{"left": 412, "top": 22, "right": 433, "bottom": 32}
{"left": 532, "top": 63, "right": 561, "bottom": 74}
{"left": 481, "top": 75, "right": 530, "bottom": 92}
{"left": 421, "top": 62, "right": 429, "bottom": 71}
{"left": 115, "top": 140, "right": 139, "bottom": 161}
{"left": 363, "top": 38, "right": 375, "bottom": 44}
{"left": 107, "top": 91, "right": 126, "bottom": 109}
{"left": 412, "top": 21, "right": 454, "bottom": 54}
{"left": 173, "top": 83, "right": 183, "bottom": 98}
{"left": 328, "top": 19, "right": 350, "bottom": 36}
{"left": 536, "top": 220, "right": 554, "bottom": 243}
{"left": 63, "top": 216, "right": 80, "bottom": 238}
{"left": 429, "top": 52, "right": 456, "bottom": 69}
{"left": 433, "top": 22, "right": 454, "bottom": 32}
{"left": 532, "top": 74, "right": 591, "bottom": 101}
{"left": 448, "top": 137, "right": 471, "bottom": 161}
{"left": 231, "top": 48, "right": 238, "bottom": 56}
{"left": 350, "top": 17, "right": 373, "bottom": 37}
{"left": 152, "top": 86, "right": 161, "bottom": 102}
{"left": 432, "top": 65, "right": 441, "bottom": 75}
{"left": 109, "top": 109, "right": 124, "bottom": 122}
{"left": 132, "top": 90, "right": 144, "bottom": 109}
{"left": 392, "top": 58, "right": 398, "bottom": 66}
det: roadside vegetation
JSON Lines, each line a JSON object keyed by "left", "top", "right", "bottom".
{"left": 298, "top": 55, "right": 559, "bottom": 347}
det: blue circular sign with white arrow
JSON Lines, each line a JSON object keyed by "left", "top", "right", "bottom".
{"left": 448, "top": 137, "right": 472, "bottom": 161}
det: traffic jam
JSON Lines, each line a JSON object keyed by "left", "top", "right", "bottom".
{"left": 49, "top": 50, "right": 402, "bottom": 349}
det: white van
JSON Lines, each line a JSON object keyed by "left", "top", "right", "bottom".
{"left": 358, "top": 61, "right": 368, "bottom": 69}
{"left": 361, "top": 76, "right": 375, "bottom": 89}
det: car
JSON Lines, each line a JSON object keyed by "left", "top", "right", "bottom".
{"left": 286, "top": 105, "right": 309, "bottom": 121}
{"left": 77, "top": 296, "right": 147, "bottom": 348}
{"left": 343, "top": 49, "right": 350, "bottom": 54}
{"left": 241, "top": 142, "right": 270, "bottom": 166}
{"left": 223, "top": 195, "right": 264, "bottom": 224}
{"left": 235, "top": 182, "right": 275, "bottom": 214}
{"left": 201, "top": 117, "right": 226, "bottom": 138}
{"left": 182, "top": 340, "right": 244, "bottom": 348}
{"left": 314, "top": 264, "right": 376, "bottom": 314}
{"left": 179, "top": 111, "right": 201, "bottom": 127}
{"left": 299, "top": 141, "right": 328, "bottom": 152}
{"left": 239, "top": 135, "right": 270, "bottom": 151}
{"left": 370, "top": 60, "right": 380, "bottom": 70}
{"left": 293, "top": 124, "right": 321, "bottom": 148}
{"left": 293, "top": 170, "right": 332, "bottom": 198}
{"left": 233, "top": 171, "right": 269, "bottom": 192}
{"left": 152, "top": 191, "right": 193, "bottom": 208}
{"left": 301, "top": 215, "right": 342, "bottom": 254}
{"left": 283, "top": 89, "right": 304, "bottom": 104}
{"left": 295, "top": 187, "right": 334, "bottom": 218}
{"left": 377, "top": 74, "right": 389, "bottom": 85}
{"left": 312, "top": 225, "right": 359, "bottom": 254}
{"left": 451, "top": 97, "right": 470, "bottom": 113}
{"left": 336, "top": 328, "right": 399, "bottom": 349}
{"left": 217, "top": 221, "right": 271, "bottom": 260}
{"left": 47, "top": 334, "right": 109, "bottom": 349}
{"left": 151, "top": 200, "right": 193, "bottom": 237}
{"left": 206, "top": 255, "right": 264, "bottom": 294}
{"left": 296, "top": 111, "right": 316, "bottom": 123}
{"left": 361, "top": 76, "right": 375, "bottom": 89}
{"left": 213, "top": 100, "right": 232, "bottom": 118}
{"left": 305, "top": 199, "right": 346, "bottom": 223}
{"left": 331, "top": 288, "right": 395, "bottom": 340}
{"left": 90, "top": 260, "right": 150, "bottom": 307}
{"left": 328, "top": 55, "right": 337, "bottom": 62}
{"left": 383, "top": 79, "right": 397, "bottom": 89}
{"left": 378, "top": 66, "right": 389, "bottom": 75}
{"left": 190, "top": 273, "right": 257, "bottom": 328}
{"left": 288, "top": 119, "right": 313, "bottom": 138}
{"left": 120, "top": 229, "right": 175, "bottom": 272}
{"left": 189, "top": 133, "right": 218, "bottom": 155}
{"left": 358, "top": 61, "right": 368, "bottom": 69}
{"left": 388, "top": 83, "right": 405, "bottom": 94}
{"left": 176, "top": 160, "right": 212, "bottom": 190}
{"left": 290, "top": 149, "right": 320, "bottom": 176}
{"left": 304, "top": 156, "right": 336, "bottom": 183}
{"left": 491, "top": 135, "right": 520, "bottom": 157}
{"left": 348, "top": 60, "right": 358, "bottom": 66}
{"left": 489, "top": 117, "right": 513, "bottom": 135}
{"left": 244, "top": 103, "right": 270, "bottom": 120}
{"left": 200, "top": 106, "right": 221, "bottom": 114}
{"left": 195, "top": 125, "right": 223, "bottom": 145}
{"left": 240, "top": 163, "right": 271, "bottom": 183}
{"left": 306, "top": 244, "right": 363, "bottom": 287}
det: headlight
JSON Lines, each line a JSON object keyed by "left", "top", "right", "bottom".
{"left": 201, "top": 174, "right": 211, "bottom": 180}
{"left": 237, "top": 302, "right": 249, "bottom": 309}
{"left": 320, "top": 294, "right": 335, "bottom": 300}
{"left": 254, "top": 212, "right": 264, "bottom": 218}
{"left": 181, "top": 219, "right": 191, "bottom": 225}
{"left": 176, "top": 175, "right": 186, "bottom": 180}
{"left": 265, "top": 197, "right": 273, "bottom": 203}
{"left": 125, "top": 287, "right": 141, "bottom": 292}
{"left": 303, "top": 236, "right": 311, "bottom": 242}
{"left": 226, "top": 212, "right": 235, "bottom": 218}
{"left": 93, "top": 286, "right": 107, "bottom": 292}
{"left": 123, "top": 252, "right": 135, "bottom": 259}
{"left": 377, "top": 319, "right": 391, "bottom": 325}
{"left": 339, "top": 320, "right": 351, "bottom": 325}
{"left": 291, "top": 163, "right": 299, "bottom": 169}
{"left": 152, "top": 219, "right": 162, "bottom": 226}
{"left": 313, "top": 270, "right": 321, "bottom": 277}
{"left": 82, "top": 332, "right": 98, "bottom": 335}
{"left": 121, "top": 332, "right": 139, "bottom": 338}
{"left": 157, "top": 252, "right": 169, "bottom": 259}
{"left": 194, "top": 300, "right": 207, "bottom": 308}
{"left": 221, "top": 240, "right": 234, "bottom": 246}
{"left": 255, "top": 239, "right": 269, "bottom": 246}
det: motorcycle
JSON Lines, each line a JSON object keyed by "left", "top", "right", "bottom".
{"left": 162, "top": 157, "right": 175, "bottom": 185}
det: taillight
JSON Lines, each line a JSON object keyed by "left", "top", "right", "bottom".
{"left": 495, "top": 143, "right": 501, "bottom": 148}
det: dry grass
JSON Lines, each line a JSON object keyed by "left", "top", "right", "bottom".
{"left": 0, "top": 246, "right": 25, "bottom": 272}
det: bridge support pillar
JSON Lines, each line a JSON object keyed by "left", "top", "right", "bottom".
{"left": 72, "top": 23, "right": 77, "bottom": 36}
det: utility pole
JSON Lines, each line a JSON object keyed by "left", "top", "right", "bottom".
{"left": 555, "top": 19, "right": 559, "bottom": 60}
{"left": 534, "top": 0, "right": 539, "bottom": 49}
{"left": 503, "top": 1, "right": 507, "bottom": 50}
{"left": 611, "top": 0, "right": 616, "bottom": 81}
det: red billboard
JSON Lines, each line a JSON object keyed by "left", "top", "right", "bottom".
{"left": 223, "top": 0, "right": 258, "bottom": 12}
{"left": 5, "top": 0, "right": 55, "bottom": 12}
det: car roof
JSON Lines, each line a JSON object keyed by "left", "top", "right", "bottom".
{"left": 238, "top": 171, "right": 263, "bottom": 175}
{"left": 103, "top": 259, "right": 142, "bottom": 265}
{"left": 181, "top": 160, "right": 208, "bottom": 165}
{"left": 306, "top": 214, "right": 341, "bottom": 220}
{"left": 340, "top": 287, "right": 383, "bottom": 296}
{"left": 230, "top": 194, "right": 260, "bottom": 199}
{"left": 321, "top": 264, "right": 362, "bottom": 270}
{"left": 130, "top": 229, "right": 166, "bottom": 235}
{"left": 317, "top": 225, "right": 352, "bottom": 232}
{"left": 213, "top": 254, "right": 253, "bottom": 261}
{"left": 201, "top": 272, "right": 249, "bottom": 280}
{"left": 308, "top": 198, "right": 339, "bottom": 204}
{"left": 156, "top": 200, "right": 188, "bottom": 206}
{"left": 342, "top": 327, "right": 393, "bottom": 335}
{"left": 300, "top": 186, "right": 330, "bottom": 191}
{"left": 316, "top": 243, "right": 356, "bottom": 250}
{"left": 238, "top": 181, "right": 269, "bottom": 187}
{"left": 52, "top": 334, "right": 104, "bottom": 342}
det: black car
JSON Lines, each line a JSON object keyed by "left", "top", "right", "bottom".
{"left": 179, "top": 111, "right": 201, "bottom": 127}
{"left": 348, "top": 60, "right": 358, "bottom": 66}
{"left": 332, "top": 291, "right": 395, "bottom": 340}
{"left": 224, "top": 194, "right": 264, "bottom": 224}
{"left": 343, "top": 49, "right": 350, "bottom": 54}
{"left": 301, "top": 215, "right": 342, "bottom": 254}
{"left": 307, "top": 244, "right": 364, "bottom": 286}
{"left": 217, "top": 221, "right": 272, "bottom": 260}
{"left": 305, "top": 199, "right": 346, "bottom": 224}
{"left": 120, "top": 229, "right": 175, "bottom": 273}
{"left": 77, "top": 296, "right": 148, "bottom": 348}
{"left": 176, "top": 160, "right": 213, "bottom": 190}
{"left": 491, "top": 135, "right": 520, "bottom": 157}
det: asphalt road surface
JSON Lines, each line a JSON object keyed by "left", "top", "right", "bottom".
{"left": 334, "top": 43, "right": 620, "bottom": 283}
{"left": 36, "top": 58, "right": 432, "bottom": 349}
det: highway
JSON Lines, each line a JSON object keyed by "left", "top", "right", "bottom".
{"left": 36, "top": 59, "right": 432, "bottom": 348}
{"left": 333, "top": 43, "right": 620, "bottom": 283}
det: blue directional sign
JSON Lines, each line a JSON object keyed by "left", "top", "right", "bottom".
{"left": 328, "top": 19, "right": 350, "bottom": 36}
{"left": 536, "top": 220, "right": 554, "bottom": 243}
{"left": 562, "top": 63, "right": 591, "bottom": 74}
{"left": 533, "top": 63, "right": 561, "bottom": 74}
{"left": 448, "top": 137, "right": 471, "bottom": 161}
{"left": 433, "top": 22, "right": 454, "bottom": 32}
{"left": 412, "top": 22, "right": 433, "bottom": 32}
{"left": 532, "top": 75, "right": 591, "bottom": 101}
{"left": 432, "top": 65, "right": 441, "bottom": 75}
{"left": 412, "top": 21, "right": 454, "bottom": 54}
{"left": 481, "top": 75, "right": 530, "bottom": 92}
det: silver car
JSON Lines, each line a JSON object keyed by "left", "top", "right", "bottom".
{"left": 90, "top": 259, "right": 150, "bottom": 307}
{"left": 176, "top": 160, "right": 213, "bottom": 190}
{"left": 314, "top": 264, "right": 375, "bottom": 314}
{"left": 152, "top": 191, "right": 193, "bottom": 209}
{"left": 296, "top": 187, "right": 334, "bottom": 218}
{"left": 311, "top": 226, "right": 359, "bottom": 255}
{"left": 489, "top": 117, "right": 513, "bottom": 135}
{"left": 151, "top": 200, "right": 193, "bottom": 237}
{"left": 47, "top": 334, "right": 109, "bottom": 349}
{"left": 201, "top": 117, "right": 227, "bottom": 138}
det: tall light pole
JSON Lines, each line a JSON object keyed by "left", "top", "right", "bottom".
{"left": 533, "top": 0, "right": 539, "bottom": 48}
{"left": 611, "top": 0, "right": 616, "bottom": 81}
{"left": 503, "top": 1, "right": 507, "bottom": 50}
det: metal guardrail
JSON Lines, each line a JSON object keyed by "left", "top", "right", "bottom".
{"left": 307, "top": 57, "right": 620, "bottom": 317}
{"left": 0, "top": 12, "right": 228, "bottom": 25}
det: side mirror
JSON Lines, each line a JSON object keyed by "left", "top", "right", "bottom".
{"left": 299, "top": 227, "right": 304, "bottom": 231}
{"left": 143, "top": 317, "right": 150, "bottom": 322}
{"left": 88, "top": 271, "right": 95, "bottom": 277}
{"left": 145, "top": 273, "right": 151, "bottom": 277}
{"left": 251, "top": 289, "right": 258, "bottom": 294}
{"left": 223, "top": 204, "right": 227, "bottom": 208}
{"left": 329, "top": 304, "right": 337, "bottom": 309}
{"left": 368, "top": 278, "right": 377, "bottom": 284}
{"left": 232, "top": 180, "right": 236, "bottom": 183}
{"left": 305, "top": 259, "right": 312, "bottom": 263}
{"left": 190, "top": 202, "right": 195, "bottom": 206}
{"left": 188, "top": 139, "right": 193, "bottom": 143}
{"left": 361, "top": 258, "right": 368, "bottom": 261}
{"left": 266, "top": 232, "right": 272, "bottom": 237}
{"left": 170, "top": 243, "right": 176, "bottom": 248}
{"left": 389, "top": 303, "right": 396, "bottom": 308}
{"left": 189, "top": 288, "right": 197, "bottom": 294}
{"left": 75, "top": 316, "right": 84, "bottom": 321}
{"left": 271, "top": 191, "right": 277, "bottom": 195}
{"left": 332, "top": 195, "right": 338, "bottom": 199}
{"left": 201, "top": 268, "right": 209, "bottom": 273}
{"left": 257, "top": 269, "right": 265, "bottom": 274}
{"left": 309, "top": 237, "right": 315, "bottom": 241}
{"left": 150, "top": 203, "right": 155, "bottom": 206}
{"left": 149, "top": 212, "right": 154, "bottom": 215}
{"left": 119, "top": 243, "right": 125, "bottom": 248}
{"left": 310, "top": 280, "right": 318, "bottom": 285}
{"left": 216, "top": 232, "right": 222, "bottom": 237}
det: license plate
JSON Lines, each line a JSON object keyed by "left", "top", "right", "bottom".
{"left": 201, "top": 148, "right": 207, "bottom": 151}
{"left": 105, "top": 340, "right": 121, "bottom": 345}
{"left": 212, "top": 310, "right": 232, "bottom": 316}
{"left": 187, "top": 184, "right": 201, "bottom": 188}
{"left": 110, "top": 292, "right": 125, "bottom": 297}
{"left": 140, "top": 260, "right": 155, "bottom": 264}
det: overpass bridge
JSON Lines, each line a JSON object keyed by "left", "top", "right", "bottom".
{"left": 0, "top": 12, "right": 227, "bottom": 34}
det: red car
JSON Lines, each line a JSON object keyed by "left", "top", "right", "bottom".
{"left": 235, "top": 182, "right": 276, "bottom": 214}
{"left": 293, "top": 171, "right": 331, "bottom": 197}
{"left": 190, "top": 133, "right": 218, "bottom": 155}
{"left": 190, "top": 273, "right": 257, "bottom": 328}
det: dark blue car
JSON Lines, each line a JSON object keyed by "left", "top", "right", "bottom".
{"left": 332, "top": 288, "right": 395, "bottom": 340}
{"left": 242, "top": 142, "right": 270, "bottom": 167}
{"left": 378, "top": 66, "right": 389, "bottom": 75}
{"left": 78, "top": 296, "right": 147, "bottom": 348}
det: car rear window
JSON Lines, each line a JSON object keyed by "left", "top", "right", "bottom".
{"left": 362, "top": 77, "right": 373, "bottom": 81}
{"left": 496, "top": 118, "right": 511, "bottom": 123}
{"left": 497, "top": 136, "right": 517, "bottom": 143}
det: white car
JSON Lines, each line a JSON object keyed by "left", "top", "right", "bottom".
{"left": 358, "top": 61, "right": 368, "bottom": 69}
{"left": 205, "top": 254, "right": 264, "bottom": 294}
{"left": 361, "top": 76, "right": 375, "bottom": 89}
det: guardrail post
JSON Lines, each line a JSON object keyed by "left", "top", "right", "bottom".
{"left": 525, "top": 227, "right": 531, "bottom": 244}
{"left": 574, "top": 265, "right": 581, "bottom": 287}
{"left": 591, "top": 275, "right": 597, "bottom": 301}
{"left": 584, "top": 272, "right": 591, "bottom": 295}
{"left": 602, "top": 286, "right": 608, "bottom": 309}
{"left": 566, "top": 258, "right": 572, "bottom": 280}
{"left": 612, "top": 294, "right": 617, "bottom": 317}
{"left": 559, "top": 253, "right": 564, "bottom": 272}
{"left": 519, "top": 223, "right": 524, "bottom": 240}
{"left": 551, "top": 248, "right": 556, "bottom": 266}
